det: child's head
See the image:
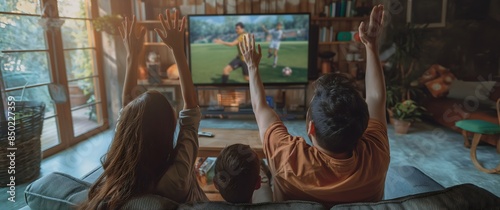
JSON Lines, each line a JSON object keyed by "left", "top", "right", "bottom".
{"left": 213, "top": 144, "right": 261, "bottom": 203}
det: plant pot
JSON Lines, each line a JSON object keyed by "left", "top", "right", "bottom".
{"left": 393, "top": 119, "right": 411, "bottom": 134}
{"left": 69, "top": 85, "right": 89, "bottom": 108}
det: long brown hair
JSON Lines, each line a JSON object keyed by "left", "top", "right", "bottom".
{"left": 79, "top": 90, "right": 177, "bottom": 210}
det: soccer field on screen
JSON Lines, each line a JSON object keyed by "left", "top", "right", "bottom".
{"left": 190, "top": 41, "right": 308, "bottom": 84}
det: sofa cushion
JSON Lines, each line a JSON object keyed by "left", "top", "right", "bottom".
{"left": 178, "top": 200, "right": 327, "bottom": 210}
{"left": 24, "top": 172, "right": 90, "bottom": 210}
{"left": 24, "top": 171, "right": 179, "bottom": 210}
{"left": 331, "top": 184, "right": 500, "bottom": 210}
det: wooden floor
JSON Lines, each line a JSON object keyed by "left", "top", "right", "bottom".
{"left": 41, "top": 108, "right": 100, "bottom": 151}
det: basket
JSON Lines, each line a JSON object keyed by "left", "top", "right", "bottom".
{"left": 0, "top": 101, "right": 45, "bottom": 185}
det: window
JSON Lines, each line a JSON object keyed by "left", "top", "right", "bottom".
{"left": 0, "top": 0, "right": 108, "bottom": 156}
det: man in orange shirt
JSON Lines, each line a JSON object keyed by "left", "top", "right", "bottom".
{"left": 238, "top": 5, "right": 389, "bottom": 207}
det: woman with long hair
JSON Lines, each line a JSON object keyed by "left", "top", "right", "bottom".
{"left": 79, "top": 10, "right": 207, "bottom": 209}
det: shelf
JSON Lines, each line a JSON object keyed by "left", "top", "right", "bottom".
{"left": 144, "top": 42, "right": 166, "bottom": 46}
{"left": 319, "top": 41, "right": 358, "bottom": 45}
{"left": 139, "top": 79, "right": 180, "bottom": 86}
{"left": 311, "top": 16, "right": 368, "bottom": 21}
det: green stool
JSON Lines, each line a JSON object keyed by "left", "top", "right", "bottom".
{"left": 456, "top": 119, "right": 500, "bottom": 174}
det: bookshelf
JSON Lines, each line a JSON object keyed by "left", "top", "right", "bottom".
{"left": 311, "top": 15, "right": 368, "bottom": 85}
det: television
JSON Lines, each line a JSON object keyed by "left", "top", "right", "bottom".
{"left": 188, "top": 13, "right": 310, "bottom": 86}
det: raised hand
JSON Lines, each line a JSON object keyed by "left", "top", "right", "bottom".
{"left": 118, "top": 16, "right": 146, "bottom": 56}
{"left": 238, "top": 34, "right": 262, "bottom": 69}
{"left": 358, "top": 5, "right": 384, "bottom": 49}
{"left": 155, "top": 9, "right": 186, "bottom": 51}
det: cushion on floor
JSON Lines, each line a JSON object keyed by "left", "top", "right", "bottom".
{"left": 455, "top": 119, "right": 500, "bottom": 134}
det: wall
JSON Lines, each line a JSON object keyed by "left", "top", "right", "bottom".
{"left": 381, "top": 0, "right": 500, "bottom": 80}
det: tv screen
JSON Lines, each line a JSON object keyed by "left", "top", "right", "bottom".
{"left": 188, "top": 13, "right": 310, "bottom": 85}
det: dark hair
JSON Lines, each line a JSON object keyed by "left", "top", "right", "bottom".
{"left": 213, "top": 144, "right": 260, "bottom": 203}
{"left": 235, "top": 22, "right": 245, "bottom": 29}
{"left": 80, "top": 90, "right": 177, "bottom": 210}
{"left": 310, "top": 73, "right": 369, "bottom": 153}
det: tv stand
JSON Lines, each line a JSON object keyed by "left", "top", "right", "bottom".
{"left": 197, "top": 84, "right": 309, "bottom": 119}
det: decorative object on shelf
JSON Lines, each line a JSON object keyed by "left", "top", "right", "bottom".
{"left": 0, "top": 101, "right": 45, "bottom": 185}
{"left": 167, "top": 64, "right": 179, "bottom": 80}
{"left": 390, "top": 100, "right": 427, "bottom": 134}
{"left": 146, "top": 51, "right": 162, "bottom": 84}
{"left": 319, "top": 51, "right": 336, "bottom": 75}
{"left": 138, "top": 65, "right": 148, "bottom": 81}
{"left": 337, "top": 31, "right": 352, "bottom": 41}
{"left": 92, "top": 15, "right": 123, "bottom": 35}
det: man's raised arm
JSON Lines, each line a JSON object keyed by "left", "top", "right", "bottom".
{"left": 359, "top": 5, "right": 387, "bottom": 126}
{"left": 239, "top": 35, "right": 280, "bottom": 142}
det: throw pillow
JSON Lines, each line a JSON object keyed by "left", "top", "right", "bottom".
{"left": 421, "top": 65, "right": 456, "bottom": 98}
{"left": 25, "top": 172, "right": 90, "bottom": 210}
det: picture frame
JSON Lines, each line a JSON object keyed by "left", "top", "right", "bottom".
{"left": 406, "top": 0, "right": 447, "bottom": 28}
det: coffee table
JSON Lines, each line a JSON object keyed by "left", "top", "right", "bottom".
{"left": 197, "top": 128, "right": 265, "bottom": 159}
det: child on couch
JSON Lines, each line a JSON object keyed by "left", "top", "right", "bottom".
{"left": 213, "top": 144, "right": 272, "bottom": 203}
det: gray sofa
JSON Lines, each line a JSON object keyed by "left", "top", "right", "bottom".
{"left": 22, "top": 165, "right": 500, "bottom": 210}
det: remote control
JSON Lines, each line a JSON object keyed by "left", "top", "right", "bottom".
{"left": 198, "top": 131, "right": 214, "bottom": 137}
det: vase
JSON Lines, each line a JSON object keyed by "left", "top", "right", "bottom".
{"left": 393, "top": 119, "right": 411, "bottom": 134}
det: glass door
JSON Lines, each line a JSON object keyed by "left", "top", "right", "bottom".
{"left": 0, "top": 0, "right": 108, "bottom": 156}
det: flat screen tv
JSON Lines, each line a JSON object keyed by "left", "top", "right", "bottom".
{"left": 188, "top": 13, "right": 310, "bottom": 86}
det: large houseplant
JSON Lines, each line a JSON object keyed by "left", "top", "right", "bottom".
{"left": 385, "top": 23, "right": 427, "bottom": 128}
{"left": 391, "top": 100, "right": 426, "bottom": 134}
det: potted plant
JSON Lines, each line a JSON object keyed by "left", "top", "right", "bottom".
{"left": 389, "top": 23, "right": 427, "bottom": 102}
{"left": 391, "top": 100, "right": 426, "bottom": 134}
{"left": 92, "top": 15, "right": 123, "bottom": 35}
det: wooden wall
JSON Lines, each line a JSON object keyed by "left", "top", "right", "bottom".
{"left": 144, "top": 0, "right": 323, "bottom": 16}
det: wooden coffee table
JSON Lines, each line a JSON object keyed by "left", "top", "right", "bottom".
{"left": 197, "top": 128, "right": 264, "bottom": 159}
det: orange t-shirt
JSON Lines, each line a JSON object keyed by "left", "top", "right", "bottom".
{"left": 263, "top": 119, "right": 390, "bottom": 207}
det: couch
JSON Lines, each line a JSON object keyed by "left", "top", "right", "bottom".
{"left": 422, "top": 79, "right": 500, "bottom": 150}
{"left": 22, "top": 165, "right": 500, "bottom": 210}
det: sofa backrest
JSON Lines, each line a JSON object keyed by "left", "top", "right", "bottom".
{"left": 332, "top": 184, "right": 500, "bottom": 210}
{"left": 178, "top": 200, "right": 327, "bottom": 210}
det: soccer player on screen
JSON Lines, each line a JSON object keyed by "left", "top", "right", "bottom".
{"left": 261, "top": 22, "right": 283, "bottom": 68}
{"left": 214, "top": 22, "right": 249, "bottom": 83}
